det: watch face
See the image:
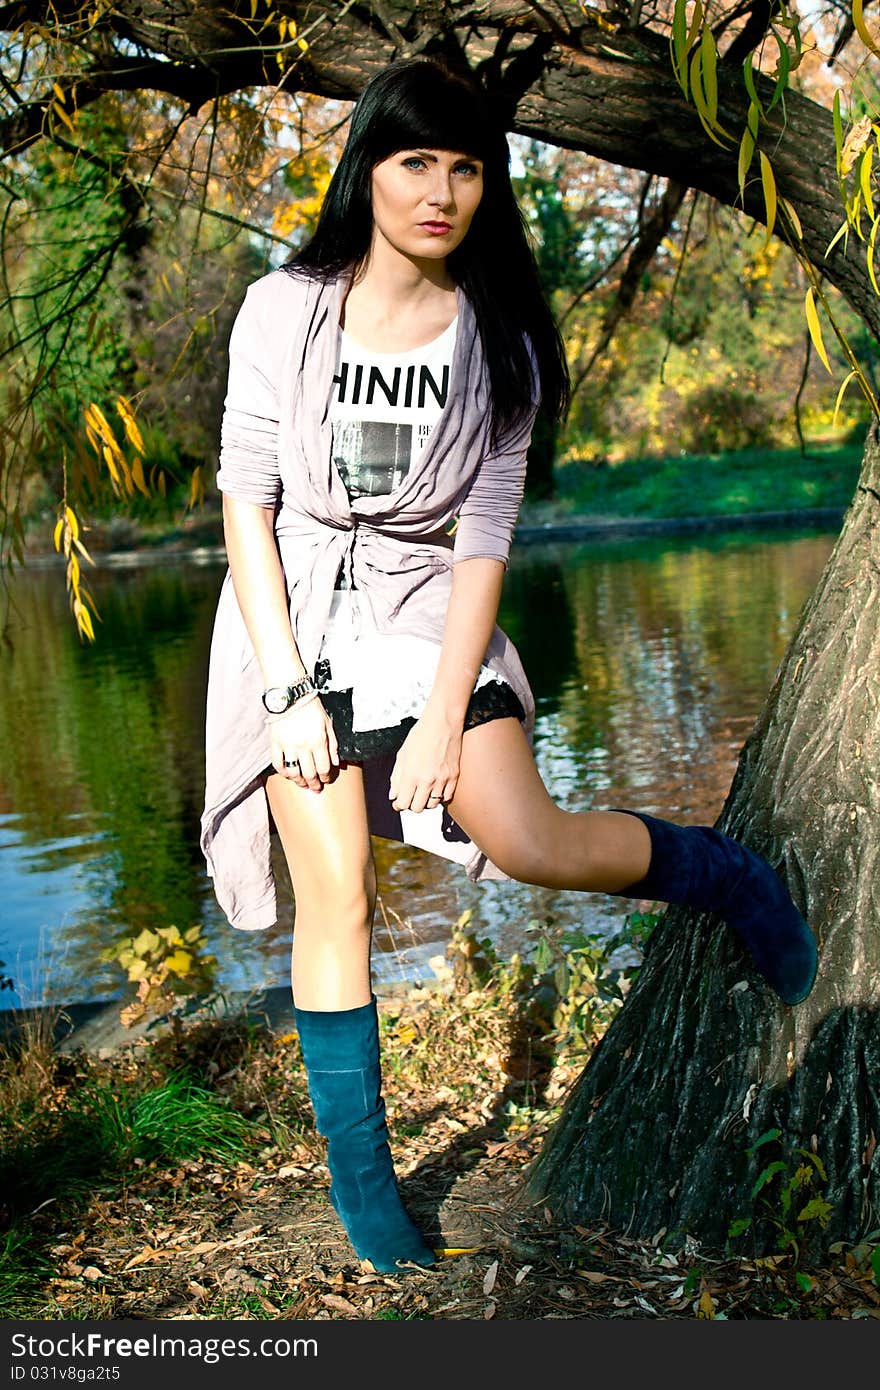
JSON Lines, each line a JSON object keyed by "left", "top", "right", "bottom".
{"left": 263, "top": 687, "right": 292, "bottom": 714}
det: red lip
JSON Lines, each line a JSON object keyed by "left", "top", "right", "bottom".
{"left": 419, "top": 221, "right": 452, "bottom": 234}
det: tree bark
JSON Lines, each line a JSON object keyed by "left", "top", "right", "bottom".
{"left": 526, "top": 424, "right": 880, "bottom": 1259}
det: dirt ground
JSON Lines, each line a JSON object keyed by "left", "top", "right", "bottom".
{"left": 12, "top": 978, "right": 879, "bottom": 1324}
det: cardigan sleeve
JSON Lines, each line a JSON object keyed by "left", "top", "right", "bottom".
{"left": 452, "top": 360, "right": 540, "bottom": 571}
{"left": 215, "top": 281, "right": 283, "bottom": 508}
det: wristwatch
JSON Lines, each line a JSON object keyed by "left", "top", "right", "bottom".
{"left": 261, "top": 676, "right": 316, "bottom": 714}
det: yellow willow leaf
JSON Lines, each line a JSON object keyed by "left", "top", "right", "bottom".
{"left": 85, "top": 402, "right": 113, "bottom": 441}
{"left": 804, "top": 286, "right": 832, "bottom": 373}
{"left": 64, "top": 505, "right": 79, "bottom": 540}
{"left": 53, "top": 517, "right": 64, "bottom": 551}
{"left": 102, "top": 444, "right": 122, "bottom": 486}
{"left": 78, "top": 608, "right": 96, "bottom": 642}
{"left": 187, "top": 466, "right": 203, "bottom": 509}
{"left": 853, "top": 0, "right": 880, "bottom": 60}
{"left": 860, "top": 146, "right": 876, "bottom": 222}
{"left": 52, "top": 80, "right": 65, "bottom": 103}
{"left": 296, "top": 37, "right": 309, "bottom": 52}
{"left": 780, "top": 197, "right": 803, "bottom": 241}
{"left": 73, "top": 534, "right": 94, "bottom": 565}
{"left": 759, "top": 151, "right": 777, "bottom": 243}
{"left": 868, "top": 216, "right": 880, "bottom": 296}
{"left": 52, "top": 101, "right": 75, "bottom": 133}
{"left": 131, "top": 455, "right": 150, "bottom": 498}
{"left": 833, "top": 369, "right": 858, "bottom": 428}
{"left": 66, "top": 554, "right": 80, "bottom": 589}
{"left": 689, "top": 50, "right": 729, "bottom": 147}
{"left": 826, "top": 217, "right": 849, "bottom": 258}
{"left": 117, "top": 397, "right": 146, "bottom": 453}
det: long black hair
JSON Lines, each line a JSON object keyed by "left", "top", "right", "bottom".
{"left": 285, "top": 58, "right": 569, "bottom": 442}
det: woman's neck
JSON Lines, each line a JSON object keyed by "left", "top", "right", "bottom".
{"left": 342, "top": 240, "right": 458, "bottom": 352}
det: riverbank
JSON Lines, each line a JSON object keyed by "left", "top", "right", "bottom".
{"left": 17, "top": 439, "right": 856, "bottom": 569}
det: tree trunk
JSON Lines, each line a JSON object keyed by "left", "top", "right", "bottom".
{"left": 526, "top": 425, "right": 880, "bottom": 1259}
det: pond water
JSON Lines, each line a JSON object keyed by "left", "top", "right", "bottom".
{"left": 0, "top": 522, "right": 838, "bottom": 1011}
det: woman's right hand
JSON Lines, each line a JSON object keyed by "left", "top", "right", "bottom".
{"left": 268, "top": 695, "right": 340, "bottom": 792}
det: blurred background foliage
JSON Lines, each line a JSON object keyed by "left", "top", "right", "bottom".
{"left": 0, "top": 28, "right": 874, "bottom": 552}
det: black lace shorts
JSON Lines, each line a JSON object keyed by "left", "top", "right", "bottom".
{"left": 312, "top": 655, "right": 526, "bottom": 762}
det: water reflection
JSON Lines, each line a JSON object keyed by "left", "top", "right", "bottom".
{"left": 0, "top": 524, "right": 837, "bottom": 1009}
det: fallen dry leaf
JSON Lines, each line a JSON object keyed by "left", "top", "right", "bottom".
{"left": 483, "top": 1259, "right": 499, "bottom": 1295}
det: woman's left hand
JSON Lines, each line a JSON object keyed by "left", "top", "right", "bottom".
{"left": 389, "top": 698, "right": 463, "bottom": 813}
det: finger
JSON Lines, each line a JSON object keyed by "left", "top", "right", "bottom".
{"left": 298, "top": 751, "right": 323, "bottom": 793}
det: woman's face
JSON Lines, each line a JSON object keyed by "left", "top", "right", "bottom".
{"left": 369, "top": 148, "right": 484, "bottom": 265}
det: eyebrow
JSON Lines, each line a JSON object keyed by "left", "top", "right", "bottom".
{"left": 407, "top": 150, "right": 483, "bottom": 163}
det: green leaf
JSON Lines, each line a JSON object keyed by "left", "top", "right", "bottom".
{"left": 751, "top": 1160, "right": 788, "bottom": 1198}
{"left": 767, "top": 28, "right": 790, "bottom": 112}
{"left": 746, "top": 1127, "right": 781, "bottom": 1156}
{"left": 833, "top": 90, "right": 844, "bottom": 179}
{"left": 728, "top": 1216, "right": 752, "bottom": 1238}
{"left": 871, "top": 1246, "right": 880, "bottom": 1287}
{"left": 700, "top": 26, "right": 718, "bottom": 125}
{"left": 743, "top": 59, "right": 764, "bottom": 118}
{"left": 671, "top": 0, "right": 690, "bottom": 96}
{"left": 795, "top": 1272, "right": 814, "bottom": 1294}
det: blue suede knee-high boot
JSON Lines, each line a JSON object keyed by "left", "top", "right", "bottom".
{"left": 610, "top": 810, "right": 818, "bottom": 1005}
{"left": 293, "top": 998, "right": 436, "bottom": 1272}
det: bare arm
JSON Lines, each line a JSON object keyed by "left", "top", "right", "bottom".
{"left": 388, "top": 555, "right": 507, "bottom": 814}
{"left": 223, "top": 494, "right": 339, "bottom": 791}
{"left": 429, "top": 556, "right": 505, "bottom": 720}
{"left": 222, "top": 493, "right": 307, "bottom": 689}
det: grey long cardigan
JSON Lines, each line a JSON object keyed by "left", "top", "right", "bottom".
{"left": 200, "top": 267, "right": 539, "bottom": 932}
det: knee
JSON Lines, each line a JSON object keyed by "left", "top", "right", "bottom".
{"left": 294, "top": 855, "right": 377, "bottom": 940}
{"left": 474, "top": 811, "right": 564, "bottom": 885}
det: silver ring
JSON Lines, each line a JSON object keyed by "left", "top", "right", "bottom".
{"left": 283, "top": 755, "right": 300, "bottom": 770}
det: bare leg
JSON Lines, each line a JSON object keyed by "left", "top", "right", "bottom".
{"left": 446, "top": 716, "right": 817, "bottom": 1005}
{"left": 267, "top": 761, "right": 434, "bottom": 1269}
{"left": 446, "top": 717, "right": 653, "bottom": 891}
{"left": 266, "top": 763, "right": 377, "bottom": 1010}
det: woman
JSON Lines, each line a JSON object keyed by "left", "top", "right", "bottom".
{"left": 200, "top": 58, "right": 817, "bottom": 1274}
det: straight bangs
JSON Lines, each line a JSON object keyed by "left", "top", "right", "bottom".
{"left": 348, "top": 57, "right": 500, "bottom": 168}
{"left": 362, "top": 91, "right": 492, "bottom": 167}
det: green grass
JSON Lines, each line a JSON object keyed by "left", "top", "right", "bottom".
{"left": 0, "top": 1065, "right": 258, "bottom": 1315}
{"left": 523, "top": 439, "right": 863, "bottom": 523}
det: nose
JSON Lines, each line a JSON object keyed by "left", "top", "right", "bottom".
{"left": 426, "top": 169, "right": 454, "bottom": 210}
